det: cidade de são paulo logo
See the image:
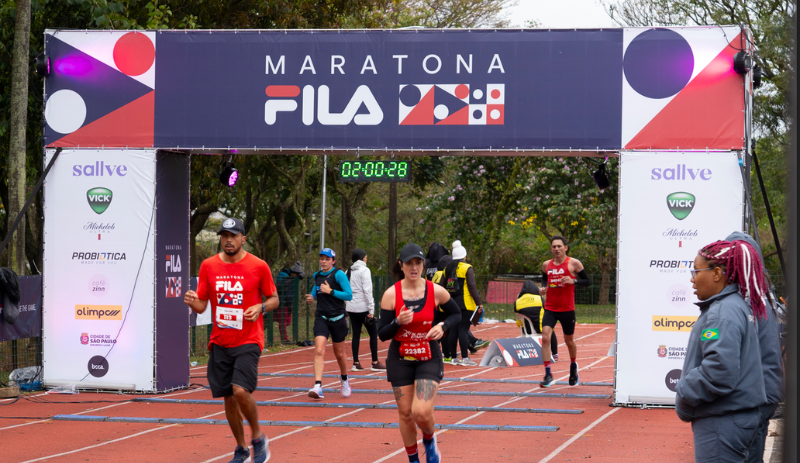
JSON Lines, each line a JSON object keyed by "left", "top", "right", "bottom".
{"left": 667, "top": 192, "right": 696, "bottom": 220}
{"left": 80, "top": 332, "right": 117, "bottom": 347}
{"left": 86, "top": 187, "right": 113, "bottom": 214}
{"left": 75, "top": 305, "right": 123, "bottom": 320}
{"left": 657, "top": 345, "right": 687, "bottom": 360}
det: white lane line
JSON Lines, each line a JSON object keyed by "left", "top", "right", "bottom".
{"left": 537, "top": 407, "right": 620, "bottom": 463}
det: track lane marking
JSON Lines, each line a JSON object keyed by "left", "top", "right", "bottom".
{"left": 537, "top": 407, "right": 621, "bottom": 462}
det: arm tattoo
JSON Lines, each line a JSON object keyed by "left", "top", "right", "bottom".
{"left": 415, "top": 380, "right": 437, "bottom": 401}
{"left": 392, "top": 386, "right": 404, "bottom": 401}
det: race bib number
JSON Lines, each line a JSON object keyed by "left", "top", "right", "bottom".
{"left": 216, "top": 306, "right": 244, "bottom": 330}
{"left": 399, "top": 341, "right": 432, "bottom": 362}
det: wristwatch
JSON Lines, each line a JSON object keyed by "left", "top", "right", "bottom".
{"left": 261, "top": 303, "right": 266, "bottom": 313}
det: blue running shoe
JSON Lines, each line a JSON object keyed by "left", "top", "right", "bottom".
{"left": 423, "top": 436, "right": 442, "bottom": 463}
{"left": 540, "top": 373, "right": 555, "bottom": 388}
{"left": 252, "top": 434, "right": 270, "bottom": 463}
{"left": 228, "top": 445, "right": 251, "bottom": 463}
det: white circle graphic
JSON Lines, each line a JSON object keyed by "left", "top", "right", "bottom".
{"left": 223, "top": 218, "right": 236, "bottom": 229}
{"left": 490, "top": 109, "right": 501, "bottom": 120}
{"left": 472, "top": 89, "right": 484, "bottom": 100}
{"left": 433, "top": 104, "right": 450, "bottom": 120}
{"left": 502, "top": 350, "right": 515, "bottom": 366}
{"left": 45, "top": 90, "right": 87, "bottom": 134}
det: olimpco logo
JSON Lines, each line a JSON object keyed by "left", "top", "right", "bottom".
{"left": 667, "top": 192, "right": 696, "bottom": 220}
{"left": 87, "top": 187, "right": 113, "bottom": 214}
{"left": 88, "top": 355, "right": 109, "bottom": 378}
{"left": 75, "top": 305, "right": 123, "bottom": 320}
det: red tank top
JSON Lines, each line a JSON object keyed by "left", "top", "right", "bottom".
{"left": 544, "top": 257, "right": 576, "bottom": 313}
{"left": 393, "top": 280, "right": 436, "bottom": 342}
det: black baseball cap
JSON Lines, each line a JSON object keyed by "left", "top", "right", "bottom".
{"left": 217, "top": 217, "right": 246, "bottom": 235}
{"left": 398, "top": 243, "right": 426, "bottom": 263}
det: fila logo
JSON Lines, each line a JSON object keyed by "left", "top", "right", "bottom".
{"left": 265, "top": 85, "right": 383, "bottom": 126}
{"left": 166, "top": 254, "right": 182, "bottom": 272}
{"left": 216, "top": 280, "right": 243, "bottom": 292}
{"left": 548, "top": 268, "right": 565, "bottom": 275}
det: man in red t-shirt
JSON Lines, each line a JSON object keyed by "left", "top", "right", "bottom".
{"left": 184, "top": 217, "right": 278, "bottom": 463}
{"left": 539, "top": 235, "right": 591, "bottom": 388}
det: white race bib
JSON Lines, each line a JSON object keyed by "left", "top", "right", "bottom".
{"left": 216, "top": 306, "right": 244, "bottom": 330}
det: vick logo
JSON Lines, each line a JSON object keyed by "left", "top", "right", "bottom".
{"left": 666, "top": 192, "right": 695, "bottom": 220}
{"left": 87, "top": 188, "right": 113, "bottom": 214}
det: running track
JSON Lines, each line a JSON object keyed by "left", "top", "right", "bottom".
{"left": 0, "top": 324, "right": 696, "bottom": 462}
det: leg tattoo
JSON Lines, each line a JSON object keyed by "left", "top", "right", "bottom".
{"left": 393, "top": 386, "right": 405, "bottom": 401}
{"left": 415, "top": 380, "right": 437, "bottom": 401}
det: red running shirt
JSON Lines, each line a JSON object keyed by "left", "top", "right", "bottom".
{"left": 544, "top": 256, "right": 576, "bottom": 313}
{"left": 393, "top": 280, "right": 436, "bottom": 343}
{"left": 196, "top": 253, "right": 277, "bottom": 351}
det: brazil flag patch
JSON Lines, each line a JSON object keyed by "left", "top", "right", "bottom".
{"left": 701, "top": 329, "right": 719, "bottom": 341}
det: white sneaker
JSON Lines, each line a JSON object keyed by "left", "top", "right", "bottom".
{"left": 449, "top": 358, "right": 462, "bottom": 366}
{"left": 308, "top": 384, "right": 324, "bottom": 399}
{"left": 341, "top": 379, "right": 352, "bottom": 398}
{"left": 552, "top": 353, "right": 559, "bottom": 363}
{"left": 460, "top": 358, "right": 478, "bottom": 366}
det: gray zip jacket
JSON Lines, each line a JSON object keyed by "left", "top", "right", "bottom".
{"left": 725, "top": 231, "right": 784, "bottom": 405}
{"left": 675, "top": 284, "right": 766, "bottom": 422}
{"left": 345, "top": 260, "right": 375, "bottom": 315}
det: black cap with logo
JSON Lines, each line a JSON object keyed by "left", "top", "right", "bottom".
{"left": 398, "top": 243, "right": 426, "bottom": 263}
{"left": 217, "top": 217, "right": 246, "bottom": 235}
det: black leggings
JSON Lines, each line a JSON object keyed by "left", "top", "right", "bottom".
{"left": 348, "top": 312, "right": 378, "bottom": 363}
{"left": 448, "top": 307, "right": 473, "bottom": 358}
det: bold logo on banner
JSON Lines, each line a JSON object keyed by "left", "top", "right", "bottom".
{"left": 217, "top": 293, "right": 243, "bottom": 305}
{"left": 657, "top": 345, "right": 667, "bottom": 357}
{"left": 86, "top": 187, "right": 113, "bottom": 214}
{"left": 73, "top": 162, "right": 128, "bottom": 177}
{"left": 649, "top": 259, "right": 694, "bottom": 269}
{"left": 662, "top": 228, "right": 698, "bottom": 247}
{"left": 398, "top": 84, "right": 505, "bottom": 126}
{"left": 88, "top": 274, "right": 109, "bottom": 297}
{"left": 75, "top": 305, "right": 123, "bottom": 320}
{"left": 165, "top": 277, "right": 182, "bottom": 298}
{"left": 264, "top": 85, "right": 383, "bottom": 126}
{"left": 216, "top": 280, "right": 244, "bottom": 292}
{"left": 84, "top": 222, "right": 116, "bottom": 240}
{"left": 81, "top": 333, "right": 89, "bottom": 345}
{"left": 72, "top": 252, "right": 126, "bottom": 264}
{"left": 81, "top": 333, "right": 117, "bottom": 347}
{"left": 667, "top": 192, "right": 696, "bottom": 220}
{"left": 665, "top": 369, "right": 682, "bottom": 392}
{"left": 652, "top": 316, "right": 697, "bottom": 331}
{"left": 88, "top": 355, "right": 109, "bottom": 377}
{"left": 650, "top": 165, "right": 712, "bottom": 181}
{"left": 166, "top": 254, "right": 182, "bottom": 273}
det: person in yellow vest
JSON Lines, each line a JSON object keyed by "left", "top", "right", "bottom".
{"left": 514, "top": 279, "right": 558, "bottom": 359}
{"left": 432, "top": 255, "right": 453, "bottom": 361}
{"left": 443, "top": 241, "right": 483, "bottom": 366}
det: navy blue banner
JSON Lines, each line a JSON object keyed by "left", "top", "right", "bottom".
{"left": 153, "top": 30, "right": 622, "bottom": 150}
{"left": 0, "top": 276, "right": 43, "bottom": 342}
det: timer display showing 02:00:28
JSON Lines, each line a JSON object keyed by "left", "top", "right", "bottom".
{"left": 339, "top": 161, "right": 411, "bottom": 183}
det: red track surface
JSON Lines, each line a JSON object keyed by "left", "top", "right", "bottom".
{"left": 0, "top": 324, "right": 695, "bottom": 462}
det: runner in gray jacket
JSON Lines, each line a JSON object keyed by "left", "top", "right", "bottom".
{"left": 346, "top": 249, "right": 385, "bottom": 372}
{"left": 725, "top": 231, "right": 784, "bottom": 463}
{"left": 676, "top": 239, "right": 770, "bottom": 463}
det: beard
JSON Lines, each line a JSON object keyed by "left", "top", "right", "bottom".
{"left": 223, "top": 245, "right": 240, "bottom": 256}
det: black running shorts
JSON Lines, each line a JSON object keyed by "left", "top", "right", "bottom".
{"left": 542, "top": 310, "right": 577, "bottom": 336}
{"left": 386, "top": 340, "right": 444, "bottom": 388}
{"left": 207, "top": 343, "right": 261, "bottom": 398}
{"left": 313, "top": 315, "right": 348, "bottom": 343}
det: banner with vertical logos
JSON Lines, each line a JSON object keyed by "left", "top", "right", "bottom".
{"left": 614, "top": 151, "right": 744, "bottom": 405}
{"left": 43, "top": 149, "right": 156, "bottom": 391}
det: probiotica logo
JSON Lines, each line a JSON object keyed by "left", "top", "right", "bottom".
{"left": 86, "top": 187, "right": 113, "bottom": 214}
{"left": 666, "top": 192, "right": 695, "bottom": 220}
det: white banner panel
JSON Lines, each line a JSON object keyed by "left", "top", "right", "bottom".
{"left": 43, "top": 149, "right": 156, "bottom": 391}
{"left": 615, "top": 151, "right": 743, "bottom": 405}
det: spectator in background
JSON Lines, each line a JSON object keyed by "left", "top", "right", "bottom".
{"left": 443, "top": 240, "right": 483, "bottom": 366}
{"left": 425, "top": 242, "right": 450, "bottom": 281}
{"left": 275, "top": 262, "right": 304, "bottom": 344}
{"left": 346, "top": 249, "right": 386, "bottom": 372}
{"left": 514, "top": 279, "right": 558, "bottom": 359}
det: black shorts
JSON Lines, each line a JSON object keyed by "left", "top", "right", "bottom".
{"left": 207, "top": 343, "right": 260, "bottom": 398}
{"left": 386, "top": 340, "right": 444, "bottom": 388}
{"left": 313, "top": 315, "right": 348, "bottom": 343}
{"left": 542, "top": 310, "right": 577, "bottom": 336}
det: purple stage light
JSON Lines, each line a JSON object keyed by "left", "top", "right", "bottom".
{"left": 228, "top": 170, "right": 239, "bottom": 186}
{"left": 55, "top": 55, "right": 94, "bottom": 77}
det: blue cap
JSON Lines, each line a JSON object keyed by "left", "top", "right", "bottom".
{"left": 319, "top": 248, "right": 336, "bottom": 259}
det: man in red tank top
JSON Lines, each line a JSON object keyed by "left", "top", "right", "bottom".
{"left": 539, "top": 235, "right": 591, "bottom": 387}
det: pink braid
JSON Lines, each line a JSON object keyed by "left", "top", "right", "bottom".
{"left": 698, "top": 240, "right": 768, "bottom": 320}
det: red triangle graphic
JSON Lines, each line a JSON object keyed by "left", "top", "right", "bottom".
{"left": 436, "top": 106, "right": 470, "bottom": 125}
{"left": 400, "top": 88, "right": 434, "bottom": 125}
{"left": 52, "top": 91, "right": 154, "bottom": 148}
{"left": 626, "top": 33, "right": 745, "bottom": 150}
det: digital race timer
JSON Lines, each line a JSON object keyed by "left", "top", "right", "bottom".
{"left": 338, "top": 161, "right": 411, "bottom": 183}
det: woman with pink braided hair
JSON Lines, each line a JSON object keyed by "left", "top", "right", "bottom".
{"left": 676, "top": 239, "right": 769, "bottom": 463}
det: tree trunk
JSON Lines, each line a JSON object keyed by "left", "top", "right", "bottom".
{"left": 7, "top": 0, "right": 31, "bottom": 274}
{"left": 597, "top": 250, "right": 615, "bottom": 305}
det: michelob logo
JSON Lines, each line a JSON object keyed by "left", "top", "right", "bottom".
{"left": 667, "top": 192, "right": 695, "bottom": 220}
{"left": 87, "top": 188, "right": 113, "bottom": 214}
{"left": 75, "top": 305, "right": 123, "bottom": 320}
{"left": 652, "top": 315, "right": 698, "bottom": 331}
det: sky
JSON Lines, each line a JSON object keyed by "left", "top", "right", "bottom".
{"left": 502, "top": 0, "right": 618, "bottom": 29}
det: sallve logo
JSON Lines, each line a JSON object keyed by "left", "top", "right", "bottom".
{"left": 72, "top": 162, "right": 127, "bottom": 177}
{"left": 652, "top": 316, "right": 698, "bottom": 331}
{"left": 86, "top": 188, "right": 113, "bottom": 214}
{"left": 650, "top": 165, "right": 712, "bottom": 180}
{"left": 667, "top": 192, "right": 696, "bottom": 220}
{"left": 75, "top": 305, "right": 123, "bottom": 320}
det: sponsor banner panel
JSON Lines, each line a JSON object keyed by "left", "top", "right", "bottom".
{"left": 43, "top": 149, "right": 156, "bottom": 391}
{"left": 0, "top": 276, "right": 43, "bottom": 342}
{"left": 615, "top": 151, "right": 743, "bottom": 404}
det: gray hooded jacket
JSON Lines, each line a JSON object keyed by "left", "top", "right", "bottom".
{"left": 725, "top": 231, "right": 784, "bottom": 405}
{"left": 675, "top": 284, "right": 766, "bottom": 421}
